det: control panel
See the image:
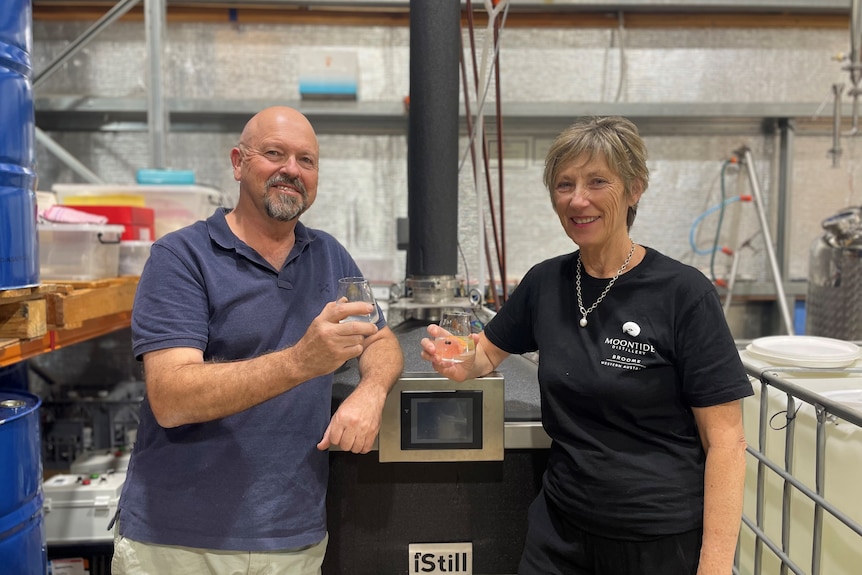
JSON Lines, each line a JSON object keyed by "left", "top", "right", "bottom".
{"left": 43, "top": 471, "right": 126, "bottom": 544}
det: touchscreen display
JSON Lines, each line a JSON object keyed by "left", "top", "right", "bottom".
{"left": 401, "top": 390, "right": 483, "bottom": 450}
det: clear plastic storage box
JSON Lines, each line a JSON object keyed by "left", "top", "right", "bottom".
{"left": 52, "top": 184, "right": 224, "bottom": 239}
{"left": 38, "top": 222, "right": 124, "bottom": 281}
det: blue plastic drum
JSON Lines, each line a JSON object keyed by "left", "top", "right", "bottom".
{"left": 0, "top": 390, "right": 47, "bottom": 575}
{"left": 0, "top": 0, "right": 39, "bottom": 289}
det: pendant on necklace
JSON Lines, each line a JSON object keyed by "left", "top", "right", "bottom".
{"left": 579, "top": 317, "right": 588, "bottom": 328}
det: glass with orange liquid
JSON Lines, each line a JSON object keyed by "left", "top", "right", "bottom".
{"left": 434, "top": 311, "right": 475, "bottom": 363}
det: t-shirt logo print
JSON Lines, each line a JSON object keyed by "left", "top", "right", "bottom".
{"left": 622, "top": 321, "right": 641, "bottom": 337}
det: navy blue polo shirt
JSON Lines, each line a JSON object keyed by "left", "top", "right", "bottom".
{"left": 119, "top": 208, "right": 379, "bottom": 551}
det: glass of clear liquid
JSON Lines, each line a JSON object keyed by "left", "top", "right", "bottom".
{"left": 337, "top": 277, "right": 380, "bottom": 323}
{"left": 434, "top": 310, "right": 476, "bottom": 363}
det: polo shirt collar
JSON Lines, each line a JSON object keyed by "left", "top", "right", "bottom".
{"left": 207, "top": 207, "right": 315, "bottom": 267}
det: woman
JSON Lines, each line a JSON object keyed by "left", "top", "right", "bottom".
{"left": 421, "top": 116, "right": 752, "bottom": 575}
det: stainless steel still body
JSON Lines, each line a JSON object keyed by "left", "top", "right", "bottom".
{"left": 807, "top": 206, "right": 862, "bottom": 340}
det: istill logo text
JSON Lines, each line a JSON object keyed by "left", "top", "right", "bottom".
{"left": 408, "top": 542, "right": 473, "bottom": 574}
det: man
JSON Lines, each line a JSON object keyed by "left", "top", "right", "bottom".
{"left": 112, "top": 106, "right": 403, "bottom": 574}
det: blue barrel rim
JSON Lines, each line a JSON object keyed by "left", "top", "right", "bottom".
{"left": 0, "top": 389, "right": 41, "bottom": 425}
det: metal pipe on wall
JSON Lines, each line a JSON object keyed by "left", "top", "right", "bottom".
{"left": 776, "top": 118, "right": 793, "bottom": 280}
{"left": 406, "top": 0, "right": 460, "bottom": 279}
{"left": 737, "top": 146, "right": 794, "bottom": 336}
{"left": 850, "top": 0, "right": 862, "bottom": 87}
{"left": 145, "top": 0, "right": 167, "bottom": 169}
{"left": 830, "top": 83, "right": 844, "bottom": 167}
{"left": 850, "top": 0, "right": 862, "bottom": 129}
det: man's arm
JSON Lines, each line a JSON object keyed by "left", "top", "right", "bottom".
{"left": 317, "top": 325, "right": 404, "bottom": 453}
{"left": 143, "top": 300, "right": 379, "bottom": 428}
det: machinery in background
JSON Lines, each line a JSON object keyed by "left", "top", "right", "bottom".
{"left": 385, "top": 0, "right": 512, "bottom": 329}
{"left": 43, "top": 471, "right": 125, "bottom": 546}
{"left": 807, "top": 206, "right": 862, "bottom": 340}
{"left": 41, "top": 380, "right": 142, "bottom": 472}
{"left": 38, "top": 379, "right": 140, "bottom": 570}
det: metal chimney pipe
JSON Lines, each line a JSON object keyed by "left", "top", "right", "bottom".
{"left": 851, "top": 0, "right": 862, "bottom": 87}
{"left": 407, "top": 0, "right": 460, "bottom": 280}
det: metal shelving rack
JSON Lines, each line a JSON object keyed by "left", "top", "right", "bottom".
{"left": 32, "top": 98, "right": 862, "bottom": 137}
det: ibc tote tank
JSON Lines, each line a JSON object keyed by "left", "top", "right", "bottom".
{"left": 806, "top": 206, "right": 862, "bottom": 340}
{"left": 0, "top": 0, "right": 39, "bottom": 289}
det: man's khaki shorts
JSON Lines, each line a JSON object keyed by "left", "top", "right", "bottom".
{"left": 112, "top": 523, "right": 328, "bottom": 575}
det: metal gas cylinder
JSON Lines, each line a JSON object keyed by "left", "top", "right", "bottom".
{"left": 806, "top": 206, "right": 862, "bottom": 340}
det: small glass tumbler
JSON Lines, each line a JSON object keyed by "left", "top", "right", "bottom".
{"left": 337, "top": 277, "right": 380, "bottom": 323}
{"left": 434, "top": 310, "right": 476, "bottom": 363}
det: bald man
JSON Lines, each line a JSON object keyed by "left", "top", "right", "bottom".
{"left": 112, "top": 107, "right": 403, "bottom": 574}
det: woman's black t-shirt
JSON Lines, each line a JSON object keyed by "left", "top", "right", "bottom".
{"left": 484, "top": 246, "right": 753, "bottom": 539}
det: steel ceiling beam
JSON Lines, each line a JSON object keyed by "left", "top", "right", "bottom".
{"left": 30, "top": 0, "right": 853, "bottom": 14}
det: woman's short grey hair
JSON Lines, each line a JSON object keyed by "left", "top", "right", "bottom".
{"left": 543, "top": 116, "right": 649, "bottom": 230}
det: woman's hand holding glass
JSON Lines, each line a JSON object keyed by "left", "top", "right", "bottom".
{"left": 421, "top": 311, "right": 478, "bottom": 381}
{"left": 420, "top": 311, "right": 482, "bottom": 381}
{"left": 434, "top": 311, "right": 476, "bottom": 363}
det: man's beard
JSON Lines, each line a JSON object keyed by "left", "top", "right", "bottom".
{"left": 264, "top": 176, "right": 308, "bottom": 221}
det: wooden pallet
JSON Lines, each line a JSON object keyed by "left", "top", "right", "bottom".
{"left": 0, "top": 285, "right": 52, "bottom": 340}
{"left": 0, "top": 277, "right": 138, "bottom": 341}
{"left": 44, "top": 277, "right": 139, "bottom": 330}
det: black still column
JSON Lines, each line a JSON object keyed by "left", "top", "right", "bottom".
{"left": 406, "top": 0, "right": 461, "bottom": 288}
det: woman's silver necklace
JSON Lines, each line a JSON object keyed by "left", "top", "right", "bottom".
{"left": 576, "top": 241, "right": 636, "bottom": 328}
